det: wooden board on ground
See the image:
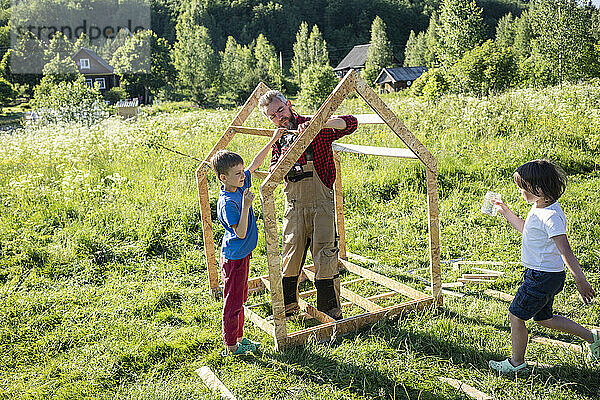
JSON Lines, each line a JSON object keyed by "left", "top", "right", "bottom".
{"left": 457, "top": 278, "right": 495, "bottom": 284}
{"left": 438, "top": 377, "right": 492, "bottom": 400}
{"left": 484, "top": 289, "right": 514, "bottom": 302}
{"left": 472, "top": 267, "right": 504, "bottom": 276}
{"left": 530, "top": 336, "right": 584, "bottom": 353}
{"left": 197, "top": 366, "right": 237, "bottom": 400}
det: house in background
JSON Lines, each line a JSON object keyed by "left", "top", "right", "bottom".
{"left": 333, "top": 44, "right": 400, "bottom": 78}
{"left": 374, "top": 66, "right": 428, "bottom": 92}
{"left": 72, "top": 47, "right": 118, "bottom": 91}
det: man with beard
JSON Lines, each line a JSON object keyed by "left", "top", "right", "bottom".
{"left": 258, "top": 90, "right": 358, "bottom": 320}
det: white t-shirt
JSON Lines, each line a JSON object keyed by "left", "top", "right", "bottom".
{"left": 521, "top": 201, "right": 567, "bottom": 272}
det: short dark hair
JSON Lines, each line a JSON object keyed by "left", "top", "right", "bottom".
{"left": 210, "top": 150, "right": 243, "bottom": 177}
{"left": 513, "top": 159, "right": 567, "bottom": 202}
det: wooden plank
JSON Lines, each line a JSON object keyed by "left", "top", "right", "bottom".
{"left": 230, "top": 126, "right": 273, "bottom": 137}
{"left": 332, "top": 143, "right": 418, "bottom": 159}
{"left": 244, "top": 306, "right": 275, "bottom": 337}
{"left": 340, "top": 259, "right": 429, "bottom": 300}
{"left": 442, "top": 282, "right": 464, "bottom": 288}
{"left": 259, "top": 185, "right": 287, "bottom": 347}
{"left": 472, "top": 267, "right": 505, "bottom": 276}
{"left": 333, "top": 151, "right": 347, "bottom": 259}
{"left": 426, "top": 168, "right": 442, "bottom": 304}
{"left": 457, "top": 278, "right": 494, "bottom": 284}
{"left": 341, "top": 277, "right": 367, "bottom": 286}
{"left": 342, "top": 291, "right": 397, "bottom": 307}
{"left": 461, "top": 274, "right": 499, "bottom": 280}
{"left": 454, "top": 261, "right": 504, "bottom": 266}
{"left": 530, "top": 336, "right": 584, "bottom": 353}
{"left": 484, "top": 289, "right": 514, "bottom": 302}
{"left": 198, "top": 176, "right": 220, "bottom": 296}
{"left": 248, "top": 275, "right": 268, "bottom": 291}
{"left": 299, "top": 289, "right": 316, "bottom": 298}
{"left": 346, "top": 252, "right": 379, "bottom": 265}
{"left": 355, "top": 113, "right": 385, "bottom": 124}
{"left": 438, "top": 377, "right": 491, "bottom": 400}
{"left": 303, "top": 268, "right": 383, "bottom": 312}
{"left": 197, "top": 366, "right": 237, "bottom": 400}
{"left": 298, "top": 298, "right": 335, "bottom": 323}
{"left": 279, "top": 296, "right": 434, "bottom": 349}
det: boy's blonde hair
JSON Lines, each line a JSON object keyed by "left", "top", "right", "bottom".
{"left": 211, "top": 150, "right": 243, "bottom": 177}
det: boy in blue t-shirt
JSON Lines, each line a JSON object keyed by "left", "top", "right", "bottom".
{"left": 210, "top": 128, "right": 283, "bottom": 355}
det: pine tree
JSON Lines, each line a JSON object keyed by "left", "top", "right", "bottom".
{"left": 363, "top": 16, "right": 392, "bottom": 85}
{"left": 438, "top": 0, "right": 485, "bottom": 65}
{"left": 495, "top": 13, "right": 516, "bottom": 48}
{"left": 307, "top": 25, "right": 329, "bottom": 67}
{"left": 220, "top": 36, "right": 254, "bottom": 102}
{"left": 173, "top": 18, "right": 218, "bottom": 104}
{"left": 424, "top": 13, "right": 442, "bottom": 68}
{"left": 404, "top": 30, "right": 427, "bottom": 67}
{"left": 253, "top": 33, "right": 282, "bottom": 90}
{"left": 292, "top": 22, "right": 310, "bottom": 86}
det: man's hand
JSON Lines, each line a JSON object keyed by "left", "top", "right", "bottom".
{"left": 241, "top": 188, "right": 254, "bottom": 209}
{"left": 575, "top": 276, "right": 595, "bottom": 305}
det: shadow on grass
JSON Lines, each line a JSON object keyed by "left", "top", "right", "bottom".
{"left": 248, "top": 345, "right": 463, "bottom": 400}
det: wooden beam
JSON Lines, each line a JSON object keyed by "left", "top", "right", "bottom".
{"left": 339, "top": 259, "right": 429, "bottom": 300}
{"left": 230, "top": 126, "right": 272, "bottom": 137}
{"left": 484, "top": 289, "right": 513, "bottom": 302}
{"left": 298, "top": 298, "right": 335, "bottom": 323}
{"left": 332, "top": 143, "right": 417, "bottom": 159}
{"left": 426, "top": 168, "right": 442, "bottom": 304}
{"left": 355, "top": 113, "right": 385, "bottom": 124}
{"left": 346, "top": 252, "right": 379, "bottom": 265}
{"left": 278, "top": 297, "right": 434, "bottom": 349}
{"left": 457, "top": 278, "right": 494, "bottom": 284}
{"left": 197, "top": 366, "right": 237, "bottom": 400}
{"left": 198, "top": 176, "right": 219, "bottom": 296}
{"left": 333, "top": 151, "right": 347, "bottom": 259}
{"left": 302, "top": 268, "right": 383, "bottom": 312}
{"left": 472, "top": 267, "right": 504, "bottom": 276}
{"left": 530, "top": 336, "right": 583, "bottom": 353}
{"left": 461, "top": 274, "right": 498, "bottom": 280}
{"left": 438, "top": 377, "right": 491, "bottom": 400}
{"left": 244, "top": 306, "right": 275, "bottom": 337}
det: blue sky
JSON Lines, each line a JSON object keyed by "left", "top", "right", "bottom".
{"left": 593, "top": 0, "right": 600, "bottom": 7}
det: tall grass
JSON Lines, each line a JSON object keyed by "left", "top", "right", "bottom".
{"left": 1, "top": 82, "right": 599, "bottom": 399}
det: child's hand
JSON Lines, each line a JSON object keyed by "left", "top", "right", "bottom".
{"left": 575, "top": 276, "right": 596, "bottom": 305}
{"left": 272, "top": 128, "right": 286, "bottom": 143}
{"left": 241, "top": 188, "right": 255, "bottom": 209}
{"left": 491, "top": 199, "right": 510, "bottom": 217}
{"left": 298, "top": 121, "right": 310, "bottom": 133}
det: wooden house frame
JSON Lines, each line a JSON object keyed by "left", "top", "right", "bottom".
{"left": 196, "top": 70, "right": 441, "bottom": 350}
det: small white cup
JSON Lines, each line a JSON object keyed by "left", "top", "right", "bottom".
{"left": 481, "top": 191, "right": 502, "bottom": 216}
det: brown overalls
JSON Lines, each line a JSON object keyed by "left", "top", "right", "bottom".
{"left": 281, "top": 161, "right": 342, "bottom": 319}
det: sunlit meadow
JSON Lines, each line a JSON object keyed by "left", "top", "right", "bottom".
{"left": 1, "top": 84, "right": 599, "bottom": 399}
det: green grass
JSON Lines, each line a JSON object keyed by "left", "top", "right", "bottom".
{"left": 1, "top": 82, "right": 599, "bottom": 399}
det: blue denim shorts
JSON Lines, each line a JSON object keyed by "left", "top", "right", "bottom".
{"left": 509, "top": 268, "right": 565, "bottom": 321}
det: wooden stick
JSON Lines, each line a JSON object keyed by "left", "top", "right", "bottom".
{"left": 298, "top": 298, "right": 335, "bottom": 323}
{"left": 461, "top": 274, "right": 498, "bottom": 280}
{"left": 442, "top": 282, "right": 464, "bottom": 288}
{"left": 197, "top": 366, "right": 237, "bottom": 400}
{"left": 457, "top": 278, "right": 494, "bottom": 284}
{"left": 331, "top": 143, "right": 417, "bottom": 159}
{"left": 484, "top": 289, "right": 513, "bottom": 302}
{"left": 244, "top": 306, "right": 275, "bottom": 337}
{"left": 530, "top": 336, "right": 584, "bottom": 353}
{"left": 340, "top": 259, "right": 429, "bottom": 300}
{"left": 333, "top": 151, "right": 347, "bottom": 259}
{"left": 472, "top": 267, "right": 505, "bottom": 276}
{"left": 438, "top": 377, "right": 491, "bottom": 400}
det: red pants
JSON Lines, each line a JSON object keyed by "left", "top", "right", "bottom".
{"left": 221, "top": 254, "right": 250, "bottom": 346}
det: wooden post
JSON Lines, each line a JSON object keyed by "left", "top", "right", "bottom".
{"left": 426, "top": 168, "right": 442, "bottom": 304}
{"left": 260, "top": 182, "right": 287, "bottom": 348}
{"left": 333, "top": 151, "right": 347, "bottom": 259}
{"left": 197, "top": 175, "right": 219, "bottom": 295}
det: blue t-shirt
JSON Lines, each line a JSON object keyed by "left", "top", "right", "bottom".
{"left": 216, "top": 169, "right": 258, "bottom": 260}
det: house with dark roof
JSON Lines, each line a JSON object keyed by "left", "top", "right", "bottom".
{"left": 374, "top": 66, "right": 428, "bottom": 92}
{"left": 72, "top": 47, "right": 118, "bottom": 91}
{"left": 333, "top": 44, "right": 400, "bottom": 78}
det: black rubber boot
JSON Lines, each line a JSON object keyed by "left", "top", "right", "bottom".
{"left": 282, "top": 275, "right": 300, "bottom": 316}
{"left": 315, "top": 275, "right": 342, "bottom": 320}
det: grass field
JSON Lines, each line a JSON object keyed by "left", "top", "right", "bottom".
{"left": 1, "top": 83, "right": 599, "bottom": 399}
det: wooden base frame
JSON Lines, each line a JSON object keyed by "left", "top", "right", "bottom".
{"left": 196, "top": 70, "right": 441, "bottom": 350}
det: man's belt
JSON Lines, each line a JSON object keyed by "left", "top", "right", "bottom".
{"left": 287, "top": 171, "right": 313, "bottom": 182}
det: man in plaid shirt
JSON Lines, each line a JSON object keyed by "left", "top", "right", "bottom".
{"left": 259, "top": 90, "right": 358, "bottom": 320}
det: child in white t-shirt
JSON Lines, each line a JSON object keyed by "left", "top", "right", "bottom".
{"left": 489, "top": 159, "right": 599, "bottom": 373}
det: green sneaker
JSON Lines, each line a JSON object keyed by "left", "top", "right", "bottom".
{"left": 489, "top": 358, "right": 527, "bottom": 374}
{"left": 589, "top": 329, "right": 600, "bottom": 361}
{"left": 221, "top": 342, "right": 256, "bottom": 357}
{"left": 240, "top": 337, "right": 261, "bottom": 350}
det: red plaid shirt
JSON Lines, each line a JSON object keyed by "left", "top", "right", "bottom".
{"left": 270, "top": 113, "right": 358, "bottom": 189}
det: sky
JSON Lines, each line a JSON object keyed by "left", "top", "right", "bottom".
{"left": 593, "top": 0, "right": 600, "bottom": 7}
